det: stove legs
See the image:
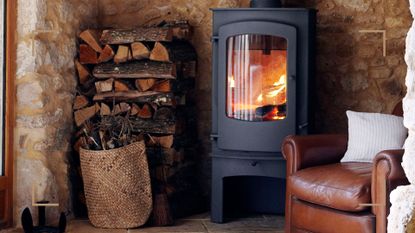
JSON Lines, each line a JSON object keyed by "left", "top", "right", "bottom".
{"left": 211, "top": 176, "right": 224, "bottom": 223}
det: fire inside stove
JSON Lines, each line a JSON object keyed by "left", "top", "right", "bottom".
{"left": 227, "top": 34, "right": 287, "bottom": 121}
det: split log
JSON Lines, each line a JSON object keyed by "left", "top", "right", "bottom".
{"left": 93, "top": 61, "right": 176, "bottom": 79}
{"left": 150, "top": 41, "right": 197, "bottom": 62}
{"left": 153, "top": 80, "right": 171, "bottom": 93}
{"left": 94, "top": 91, "right": 173, "bottom": 105}
{"left": 79, "top": 44, "right": 98, "bottom": 64}
{"left": 100, "top": 103, "right": 111, "bottom": 116}
{"left": 130, "top": 118, "right": 176, "bottom": 134}
{"left": 100, "top": 28, "right": 173, "bottom": 44}
{"left": 95, "top": 78, "right": 113, "bottom": 93}
{"left": 131, "top": 104, "right": 140, "bottom": 115}
{"left": 79, "top": 29, "right": 102, "bottom": 53}
{"left": 147, "top": 135, "right": 174, "bottom": 149}
{"left": 137, "top": 104, "right": 153, "bottom": 119}
{"left": 114, "top": 45, "right": 130, "bottom": 64}
{"left": 150, "top": 42, "right": 169, "bottom": 62}
{"left": 74, "top": 103, "right": 100, "bottom": 127}
{"left": 135, "top": 79, "right": 156, "bottom": 92}
{"left": 154, "top": 107, "right": 175, "bottom": 121}
{"left": 114, "top": 80, "right": 130, "bottom": 92}
{"left": 163, "top": 20, "right": 192, "bottom": 40}
{"left": 112, "top": 102, "right": 131, "bottom": 115}
{"left": 75, "top": 60, "right": 91, "bottom": 85}
{"left": 73, "top": 95, "right": 89, "bottom": 110}
{"left": 127, "top": 49, "right": 133, "bottom": 61}
{"left": 131, "top": 42, "right": 150, "bottom": 60}
{"left": 98, "top": 45, "right": 115, "bottom": 63}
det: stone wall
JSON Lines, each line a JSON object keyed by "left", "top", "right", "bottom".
{"left": 288, "top": 0, "right": 411, "bottom": 132}
{"left": 14, "top": 0, "right": 98, "bottom": 225}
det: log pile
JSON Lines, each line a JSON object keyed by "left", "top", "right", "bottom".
{"left": 71, "top": 21, "right": 205, "bottom": 223}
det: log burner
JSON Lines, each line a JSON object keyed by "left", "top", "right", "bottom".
{"left": 211, "top": 3, "right": 316, "bottom": 223}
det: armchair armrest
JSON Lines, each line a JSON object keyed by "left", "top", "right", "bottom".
{"left": 282, "top": 134, "right": 348, "bottom": 176}
{"left": 372, "top": 149, "right": 409, "bottom": 233}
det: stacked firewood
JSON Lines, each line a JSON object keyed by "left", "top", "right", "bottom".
{"left": 71, "top": 21, "right": 205, "bottom": 224}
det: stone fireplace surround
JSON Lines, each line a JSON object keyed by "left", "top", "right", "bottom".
{"left": 13, "top": 0, "right": 412, "bottom": 228}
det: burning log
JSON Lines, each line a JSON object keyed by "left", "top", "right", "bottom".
{"left": 150, "top": 41, "right": 197, "bottom": 62}
{"left": 94, "top": 78, "right": 114, "bottom": 93}
{"left": 255, "top": 104, "right": 286, "bottom": 121}
{"left": 136, "top": 79, "right": 156, "bottom": 92}
{"left": 74, "top": 103, "right": 100, "bottom": 127}
{"left": 73, "top": 95, "right": 89, "bottom": 110}
{"left": 93, "top": 60, "right": 176, "bottom": 79}
{"left": 79, "top": 29, "right": 103, "bottom": 53}
{"left": 98, "top": 45, "right": 115, "bottom": 63}
{"left": 79, "top": 44, "right": 98, "bottom": 64}
{"left": 100, "top": 27, "right": 173, "bottom": 44}
{"left": 131, "top": 42, "right": 150, "bottom": 60}
{"left": 114, "top": 45, "right": 131, "bottom": 64}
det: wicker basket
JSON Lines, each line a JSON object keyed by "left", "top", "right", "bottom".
{"left": 80, "top": 141, "right": 152, "bottom": 229}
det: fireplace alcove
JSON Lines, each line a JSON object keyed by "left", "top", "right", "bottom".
{"left": 211, "top": 7, "right": 316, "bottom": 223}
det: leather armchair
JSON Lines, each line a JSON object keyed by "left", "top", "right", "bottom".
{"left": 282, "top": 103, "right": 409, "bottom": 233}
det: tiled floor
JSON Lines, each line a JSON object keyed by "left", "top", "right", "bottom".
{"left": 1, "top": 213, "right": 284, "bottom": 233}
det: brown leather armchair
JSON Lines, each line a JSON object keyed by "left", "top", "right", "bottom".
{"left": 282, "top": 104, "right": 409, "bottom": 233}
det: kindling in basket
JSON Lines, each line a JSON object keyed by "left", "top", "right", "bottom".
{"left": 80, "top": 140, "right": 152, "bottom": 228}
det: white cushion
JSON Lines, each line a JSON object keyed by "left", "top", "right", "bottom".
{"left": 341, "top": 111, "right": 407, "bottom": 163}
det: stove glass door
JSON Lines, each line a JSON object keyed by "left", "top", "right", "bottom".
{"left": 226, "top": 34, "right": 287, "bottom": 122}
{"left": 217, "top": 21, "right": 297, "bottom": 152}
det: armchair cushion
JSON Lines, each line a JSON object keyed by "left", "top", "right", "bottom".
{"left": 341, "top": 111, "right": 406, "bottom": 163}
{"left": 289, "top": 162, "right": 372, "bottom": 212}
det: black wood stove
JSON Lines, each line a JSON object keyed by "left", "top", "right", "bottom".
{"left": 211, "top": 2, "right": 316, "bottom": 223}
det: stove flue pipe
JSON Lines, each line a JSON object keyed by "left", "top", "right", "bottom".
{"left": 250, "top": 0, "right": 282, "bottom": 8}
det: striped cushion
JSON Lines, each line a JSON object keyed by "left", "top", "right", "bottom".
{"left": 341, "top": 111, "right": 407, "bottom": 163}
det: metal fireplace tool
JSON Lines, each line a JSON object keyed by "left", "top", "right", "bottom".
{"left": 21, "top": 185, "right": 66, "bottom": 233}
